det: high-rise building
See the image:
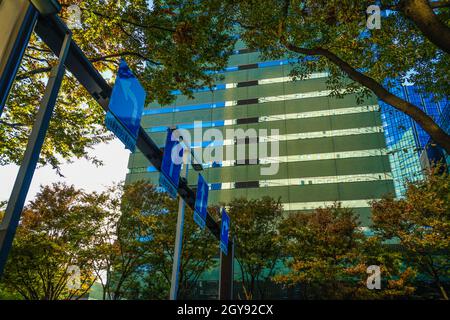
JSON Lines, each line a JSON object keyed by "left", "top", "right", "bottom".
{"left": 380, "top": 85, "right": 449, "bottom": 197}
{"left": 126, "top": 41, "right": 395, "bottom": 226}
{"left": 437, "top": 103, "right": 450, "bottom": 165}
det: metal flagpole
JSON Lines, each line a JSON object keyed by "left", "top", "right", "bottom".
{"left": 169, "top": 141, "right": 204, "bottom": 299}
{"left": 219, "top": 236, "right": 235, "bottom": 300}
{"left": 169, "top": 147, "right": 189, "bottom": 300}
{"left": 0, "top": 31, "right": 72, "bottom": 277}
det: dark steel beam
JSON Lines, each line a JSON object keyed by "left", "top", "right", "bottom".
{"left": 0, "top": 5, "right": 39, "bottom": 116}
{"left": 33, "top": 13, "right": 224, "bottom": 243}
{"left": 219, "top": 239, "right": 235, "bottom": 300}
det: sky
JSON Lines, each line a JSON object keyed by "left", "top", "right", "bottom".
{"left": 0, "top": 138, "right": 130, "bottom": 204}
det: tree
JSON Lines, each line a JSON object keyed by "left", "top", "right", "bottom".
{"left": 94, "top": 180, "right": 217, "bottom": 300}
{"left": 226, "top": 197, "right": 285, "bottom": 300}
{"left": 276, "top": 203, "right": 415, "bottom": 299}
{"left": 0, "top": 183, "right": 107, "bottom": 300}
{"left": 1, "top": 0, "right": 236, "bottom": 171}
{"left": 0, "top": 204, "right": 21, "bottom": 300}
{"left": 225, "top": 0, "right": 450, "bottom": 153}
{"left": 141, "top": 196, "right": 218, "bottom": 300}
{"left": 371, "top": 165, "right": 450, "bottom": 300}
{"left": 91, "top": 181, "right": 165, "bottom": 300}
{"left": 0, "top": 181, "right": 219, "bottom": 300}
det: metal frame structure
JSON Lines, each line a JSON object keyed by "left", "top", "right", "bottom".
{"left": 0, "top": 1, "right": 234, "bottom": 299}
{"left": 0, "top": 4, "right": 39, "bottom": 116}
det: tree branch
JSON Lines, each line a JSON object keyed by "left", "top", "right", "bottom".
{"left": 16, "top": 51, "right": 160, "bottom": 81}
{"left": 281, "top": 39, "right": 450, "bottom": 153}
{"left": 0, "top": 119, "right": 27, "bottom": 128}
{"left": 60, "top": 3, "right": 176, "bottom": 33}
{"left": 398, "top": 0, "right": 450, "bottom": 54}
{"left": 381, "top": 0, "right": 450, "bottom": 10}
{"left": 428, "top": 1, "right": 450, "bottom": 8}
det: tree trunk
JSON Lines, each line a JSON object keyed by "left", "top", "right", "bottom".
{"left": 438, "top": 284, "right": 449, "bottom": 300}
{"left": 432, "top": 273, "right": 449, "bottom": 300}
{"left": 250, "top": 275, "right": 255, "bottom": 300}
{"left": 400, "top": 0, "right": 450, "bottom": 54}
{"left": 283, "top": 42, "right": 450, "bottom": 154}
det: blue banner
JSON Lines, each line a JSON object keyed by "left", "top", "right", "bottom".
{"left": 159, "top": 128, "right": 183, "bottom": 198}
{"left": 194, "top": 174, "right": 209, "bottom": 229}
{"left": 106, "top": 59, "right": 146, "bottom": 151}
{"left": 220, "top": 208, "right": 230, "bottom": 255}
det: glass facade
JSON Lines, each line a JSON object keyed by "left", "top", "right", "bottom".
{"left": 440, "top": 103, "right": 450, "bottom": 165}
{"left": 380, "top": 85, "right": 449, "bottom": 197}
{"left": 126, "top": 41, "right": 395, "bottom": 226}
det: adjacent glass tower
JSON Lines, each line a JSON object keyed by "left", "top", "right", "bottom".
{"left": 126, "top": 41, "right": 395, "bottom": 225}
{"left": 380, "top": 85, "right": 449, "bottom": 197}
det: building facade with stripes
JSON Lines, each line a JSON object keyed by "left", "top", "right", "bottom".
{"left": 126, "top": 41, "right": 395, "bottom": 225}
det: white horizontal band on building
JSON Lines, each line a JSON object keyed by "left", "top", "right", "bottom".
{"left": 283, "top": 199, "right": 379, "bottom": 211}
{"left": 206, "top": 173, "right": 393, "bottom": 191}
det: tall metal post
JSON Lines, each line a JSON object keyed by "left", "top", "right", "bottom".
{"left": 0, "top": 4, "right": 39, "bottom": 116}
{"left": 169, "top": 149, "right": 189, "bottom": 300}
{"left": 0, "top": 31, "right": 72, "bottom": 277}
{"left": 219, "top": 237, "right": 235, "bottom": 300}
